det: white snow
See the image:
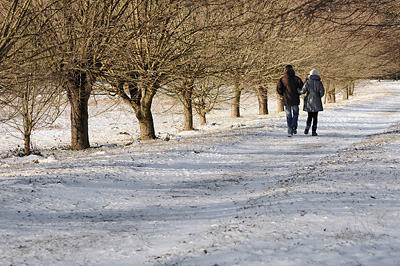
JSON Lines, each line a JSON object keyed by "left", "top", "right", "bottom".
{"left": 1, "top": 80, "right": 400, "bottom": 266}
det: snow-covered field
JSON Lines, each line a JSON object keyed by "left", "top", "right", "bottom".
{"left": 1, "top": 80, "right": 400, "bottom": 266}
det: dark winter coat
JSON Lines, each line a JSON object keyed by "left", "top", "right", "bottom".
{"left": 298, "top": 75, "right": 325, "bottom": 112}
{"left": 277, "top": 68, "right": 304, "bottom": 106}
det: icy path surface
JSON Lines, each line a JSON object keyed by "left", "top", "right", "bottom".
{"left": 1, "top": 81, "right": 400, "bottom": 266}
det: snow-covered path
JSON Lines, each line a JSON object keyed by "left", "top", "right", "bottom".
{"left": 1, "top": 81, "right": 400, "bottom": 266}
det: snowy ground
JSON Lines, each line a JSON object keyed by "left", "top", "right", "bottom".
{"left": 0, "top": 80, "right": 400, "bottom": 266}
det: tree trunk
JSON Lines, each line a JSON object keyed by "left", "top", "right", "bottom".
{"left": 324, "top": 81, "right": 329, "bottom": 104}
{"left": 231, "top": 84, "right": 241, "bottom": 118}
{"left": 67, "top": 70, "right": 91, "bottom": 150}
{"left": 23, "top": 109, "right": 32, "bottom": 155}
{"left": 277, "top": 94, "right": 284, "bottom": 112}
{"left": 182, "top": 84, "right": 194, "bottom": 131}
{"left": 21, "top": 91, "right": 32, "bottom": 155}
{"left": 24, "top": 134, "right": 31, "bottom": 155}
{"left": 349, "top": 81, "right": 355, "bottom": 96}
{"left": 134, "top": 85, "right": 156, "bottom": 140}
{"left": 256, "top": 86, "right": 268, "bottom": 115}
{"left": 199, "top": 111, "right": 206, "bottom": 125}
{"left": 327, "top": 88, "right": 336, "bottom": 103}
{"left": 117, "top": 79, "right": 157, "bottom": 141}
{"left": 136, "top": 105, "right": 156, "bottom": 140}
{"left": 343, "top": 85, "right": 349, "bottom": 100}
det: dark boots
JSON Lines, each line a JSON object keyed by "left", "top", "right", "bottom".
{"left": 304, "top": 124, "right": 310, "bottom": 135}
{"left": 305, "top": 125, "right": 318, "bottom": 136}
{"left": 312, "top": 126, "right": 318, "bottom": 136}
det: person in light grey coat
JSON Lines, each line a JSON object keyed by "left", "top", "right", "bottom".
{"left": 298, "top": 69, "right": 325, "bottom": 136}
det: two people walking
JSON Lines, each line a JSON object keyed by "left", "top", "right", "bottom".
{"left": 277, "top": 65, "right": 325, "bottom": 136}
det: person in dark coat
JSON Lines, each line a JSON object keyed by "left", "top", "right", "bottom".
{"left": 277, "top": 65, "right": 304, "bottom": 136}
{"left": 298, "top": 69, "right": 325, "bottom": 136}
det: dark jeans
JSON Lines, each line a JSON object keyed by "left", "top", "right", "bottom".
{"left": 307, "top": 112, "right": 318, "bottom": 128}
{"left": 284, "top": 105, "right": 299, "bottom": 129}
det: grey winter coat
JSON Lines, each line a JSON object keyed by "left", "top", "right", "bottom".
{"left": 298, "top": 75, "right": 325, "bottom": 112}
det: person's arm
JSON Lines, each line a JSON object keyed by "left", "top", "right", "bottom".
{"left": 319, "top": 81, "right": 325, "bottom": 98}
{"left": 298, "top": 77, "right": 304, "bottom": 91}
{"left": 298, "top": 80, "right": 308, "bottom": 94}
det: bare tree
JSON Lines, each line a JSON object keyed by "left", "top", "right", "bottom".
{"left": 103, "top": 0, "right": 237, "bottom": 140}
{"left": 178, "top": 76, "right": 196, "bottom": 131}
{"left": 218, "top": 0, "right": 314, "bottom": 117}
{"left": 296, "top": 0, "right": 400, "bottom": 80}
{"left": 39, "top": 0, "right": 130, "bottom": 149}
{"left": 0, "top": 0, "right": 33, "bottom": 81}
{"left": 192, "top": 76, "right": 228, "bottom": 125}
{"left": 1, "top": 73, "right": 65, "bottom": 155}
{"left": 169, "top": 2, "right": 231, "bottom": 131}
{"left": 0, "top": 0, "right": 69, "bottom": 154}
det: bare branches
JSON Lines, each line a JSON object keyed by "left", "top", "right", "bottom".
{"left": 0, "top": 0, "right": 32, "bottom": 74}
{"left": 1, "top": 0, "right": 400, "bottom": 150}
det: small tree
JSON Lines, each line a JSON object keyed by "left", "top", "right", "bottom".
{"left": 192, "top": 77, "right": 228, "bottom": 125}
{"left": 0, "top": 0, "right": 69, "bottom": 154}
{"left": 166, "top": 75, "right": 196, "bottom": 131}
{"left": 1, "top": 76, "right": 65, "bottom": 155}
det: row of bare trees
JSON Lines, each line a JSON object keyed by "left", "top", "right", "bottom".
{"left": 1, "top": 0, "right": 400, "bottom": 154}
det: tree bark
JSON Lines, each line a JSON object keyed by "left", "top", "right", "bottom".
{"left": 124, "top": 80, "right": 157, "bottom": 141}
{"left": 277, "top": 94, "right": 284, "bottom": 112}
{"left": 349, "top": 81, "right": 355, "bottom": 96}
{"left": 24, "top": 134, "right": 31, "bottom": 155}
{"left": 256, "top": 85, "right": 268, "bottom": 115}
{"left": 67, "top": 70, "right": 91, "bottom": 150}
{"left": 231, "top": 83, "right": 241, "bottom": 118}
{"left": 136, "top": 105, "right": 156, "bottom": 140}
{"left": 343, "top": 85, "right": 349, "bottom": 100}
{"left": 182, "top": 83, "right": 194, "bottom": 131}
{"left": 131, "top": 86, "right": 156, "bottom": 140}
{"left": 327, "top": 89, "right": 336, "bottom": 103}
{"left": 199, "top": 111, "right": 206, "bottom": 125}
{"left": 22, "top": 91, "right": 32, "bottom": 155}
{"left": 23, "top": 112, "right": 32, "bottom": 155}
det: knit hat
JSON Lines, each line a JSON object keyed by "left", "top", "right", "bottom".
{"left": 310, "top": 69, "right": 319, "bottom": 76}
